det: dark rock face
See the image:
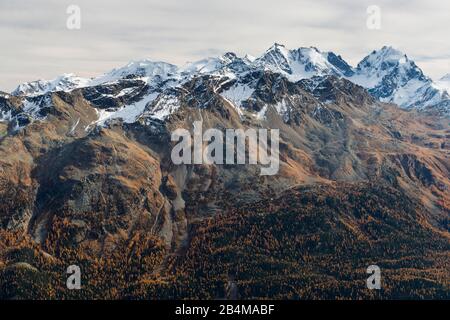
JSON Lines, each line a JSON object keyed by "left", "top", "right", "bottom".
{"left": 299, "top": 76, "right": 375, "bottom": 106}
{"left": 0, "top": 96, "right": 21, "bottom": 118}
{"left": 252, "top": 72, "right": 302, "bottom": 103}
{"left": 161, "top": 175, "right": 178, "bottom": 200}
{"left": 393, "top": 154, "right": 436, "bottom": 187}
{"left": 81, "top": 80, "right": 149, "bottom": 109}
{"left": 326, "top": 52, "right": 355, "bottom": 77}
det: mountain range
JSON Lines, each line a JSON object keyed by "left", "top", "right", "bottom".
{"left": 5, "top": 44, "right": 450, "bottom": 124}
{"left": 0, "top": 44, "right": 448, "bottom": 300}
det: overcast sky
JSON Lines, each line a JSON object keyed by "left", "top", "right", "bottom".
{"left": 0, "top": 0, "right": 449, "bottom": 91}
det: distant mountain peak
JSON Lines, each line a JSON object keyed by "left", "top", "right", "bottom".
{"left": 244, "top": 54, "right": 256, "bottom": 63}
{"left": 266, "top": 42, "right": 287, "bottom": 51}
{"left": 356, "top": 46, "right": 408, "bottom": 72}
{"left": 380, "top": 45, "right": 404, "bottom": 55}
{"left": 222, "top": 52, "right": 238, "bottom": 61}
{"left": 348, "top": 46, "right": 449, "bottom": 110}
{"left": 91, "top": 59, "right": 178, "bottom": 85}
{"left": 12, "top": 73, "right": 90, "bottom": 97}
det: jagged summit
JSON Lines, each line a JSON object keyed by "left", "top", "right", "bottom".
{"left": 351, "top": 46, "right": 448, "bottom": 109}
{"left": 355, "top": 46, "right": 409, "bottom": 80}
{"left": 256, "top": 44, "right": 350, "bottom": 80}
{"left": 180, "top": 52, "right": 250, "bottom": 76}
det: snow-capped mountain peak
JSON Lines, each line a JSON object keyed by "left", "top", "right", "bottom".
{"left": 181, "top": 54, "right": 234, "bottom": 75}
{"left": 8, "top": 44, "right": 450, "bottom": 116}
{"left": 12, "top": 60, "right": 179, "bottom": 97}
{"left": 244, "top": 54, "right": 256, "bottom": 63}
{"left": 256, "top": 44, "right": 352, "bottom": 80}
{"left": 90, "top": 60, "right": 178, "bottom": 86}
{"left": 349, "top": 46, "right": 448, "bottom": 110}
{"left": 358, "top": 46, "right": 406, "bottom": 68}
{"left": 289, "top": 47, "right": 333, "bottom": 75}
{"left": 256, "top": 43, "right": 294, "bottom": 74}
{"left": 12, "top": 73, "right": 90, "bottom": 97}
{"left": 181, "top": 51, "right": 252, "bottom": 78}
{"left": 353, "top": 46, "right": 416, "bottom": 86}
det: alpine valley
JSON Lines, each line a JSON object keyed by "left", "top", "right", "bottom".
{"left": 0, "top": 44, "right": 448, "bottom": 299}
